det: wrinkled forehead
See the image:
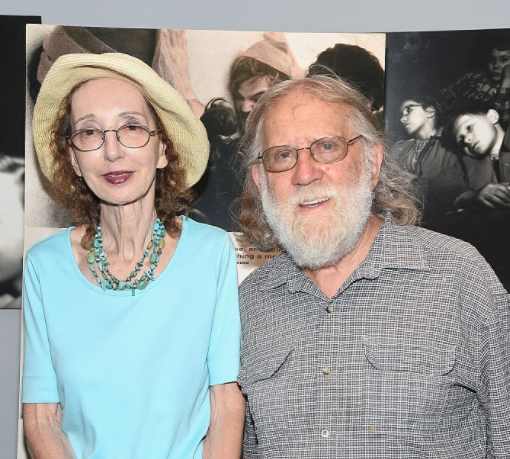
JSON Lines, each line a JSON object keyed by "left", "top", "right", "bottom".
{"left": 68, "top": 78, "right": 155, "bottom": 122}
{"left": 263, "top": 92, "right": 353, "bottom": 129}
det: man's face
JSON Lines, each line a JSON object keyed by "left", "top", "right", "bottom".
{"left": 234, "top": 76, "right": 271, "bottom": 133}
{"left": 453, "top": 113, "right": 498, "bottom": 158}
{"left": 251, "top": 91, "right": 382, "bottom": 269}
{"left": 488, "top": 49, "right": 510, "bottom": 82}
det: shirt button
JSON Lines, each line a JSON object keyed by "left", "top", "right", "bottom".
{"left": 326, "top": 304, "right": 334, "bottom": 313}
{"left": 322, "top": 367, "right": 331, "bottom": 375}
{"left": 321, "top": 429, "right": 329, "bottom": 438}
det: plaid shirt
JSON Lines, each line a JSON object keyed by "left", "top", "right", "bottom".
{"left": 238, "top": 220, "right": 510, "bottom": 458}
{"left": 441, "top": 70, "right": 510, "bottom": 124}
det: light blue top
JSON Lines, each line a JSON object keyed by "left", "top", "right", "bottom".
{"left": 22, "top": 217, "right": 241, "bottom": 459}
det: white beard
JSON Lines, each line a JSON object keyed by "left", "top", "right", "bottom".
{"left": 259, "top": 165, "right": 374, "bottom": 270}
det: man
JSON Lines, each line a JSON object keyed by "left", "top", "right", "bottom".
{"left": 441, "top": 38, "right": 510, "bottom": 125}
{"left": 236, "top": 75, "right": 510, "bottom": 458}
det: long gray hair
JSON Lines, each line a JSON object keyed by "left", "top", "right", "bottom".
{"left": 235, "top": 75, "right": 421, "bottom": 251}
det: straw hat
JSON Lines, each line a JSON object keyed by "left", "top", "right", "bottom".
{"left": 32, "top": 52, "right": 209, "bottom": 188}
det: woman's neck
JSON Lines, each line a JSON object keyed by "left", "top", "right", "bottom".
{"left": 98, "top": 202, "right": 159, "bottom": 264}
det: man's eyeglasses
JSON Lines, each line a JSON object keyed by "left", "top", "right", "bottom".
{"left": 401, "top": 104, "right": 422, "bottom": 117}
{"left": 258, "top": 135, "right": 363, "bottom": 173}
{"left": 67, "top": 124, "right": 160, "bottom": 152}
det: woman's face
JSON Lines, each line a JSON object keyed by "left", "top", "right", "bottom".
{"left": 0, "top": 169, "right": 23, "bottom": 282}
{"left": 399, "top": 100, "right": 433, "bottom": 137}
{"left": 68, "top": 79, "right": 168, "bottom": 207}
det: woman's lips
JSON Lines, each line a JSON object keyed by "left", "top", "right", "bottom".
{"left": 102, "top": 171, "right": 133, "bottom": 185}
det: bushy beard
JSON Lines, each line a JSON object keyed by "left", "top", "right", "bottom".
{"left": 259, "top": 165, "right": 374, "bottom": 270}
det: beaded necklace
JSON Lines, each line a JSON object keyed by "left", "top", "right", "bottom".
{"left": 87, "top": 218, "right": 166, "bottom": 296}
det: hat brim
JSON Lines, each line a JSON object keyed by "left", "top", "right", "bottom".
{"left": 33, "top": 52, "right": 209, "bottom": 188}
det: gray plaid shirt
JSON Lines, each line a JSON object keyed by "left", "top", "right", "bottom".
{"left": 238, "top": 220, "right": 510, "bottom": 458}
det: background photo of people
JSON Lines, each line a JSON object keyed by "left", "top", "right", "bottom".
{"left": 385, "top": 29, "right": 510, "bottom": 290}
{"left": 24, "top": 25, "right": 384, "bottom": 285}
{"left": 0, "top": 16, "right": 40, "bottom": 309}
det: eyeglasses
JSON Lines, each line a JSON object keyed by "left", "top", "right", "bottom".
{"left": 258, "top": 135, "right": 363, "bottom": 173}
{"left": 401, "top": 104, "right": 422, "bottom": 116}
{"left": 67, "top": 124, "right": 160, "bottom": 152}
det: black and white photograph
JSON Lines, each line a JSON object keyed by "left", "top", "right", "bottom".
{"left": 0, "top": 16, "right": 40, "bottom": 309}
{"left": 386, "top": 29, "right": 510, "bottom": 289}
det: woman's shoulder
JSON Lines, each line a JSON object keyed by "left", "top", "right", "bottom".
{"left": 182, "top": 216, "right": 230, "bottom": 241}
{"left": 26, "top": 228, "right": 71, "bottom": 260}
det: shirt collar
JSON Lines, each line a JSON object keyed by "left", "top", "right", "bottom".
{"left": 262, "top": 216, "right": 430, "bottom": 292}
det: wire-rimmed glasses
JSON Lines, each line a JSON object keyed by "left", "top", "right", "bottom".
{"left": 258, "top": 135, "right": 363, "bottom": 173}
{"left": 68, "top": 124, "right": 160, "bottom": 152}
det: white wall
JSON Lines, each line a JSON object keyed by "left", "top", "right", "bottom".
{"left": 1, "top": 0, "right": 509, "bottom": 457}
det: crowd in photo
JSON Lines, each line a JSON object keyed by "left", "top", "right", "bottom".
{"left": 386, "top": 29, "right": 510, "bottom": 289}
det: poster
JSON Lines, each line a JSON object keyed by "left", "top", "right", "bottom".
{"left": 24, "top": 25, "right": 385, "bottom": 284}
{"left": 386, "top": 29, "right": 510, "bottom": 289}
{"left": 0, "top": 15, "right": 40, "bottom": 310}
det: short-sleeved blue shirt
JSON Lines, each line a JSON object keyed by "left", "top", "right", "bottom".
{"left": 22, "top": 217, "right": 241, "bottom": 459}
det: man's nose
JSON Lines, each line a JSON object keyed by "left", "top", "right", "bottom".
{"left": 291, "top": 149, "right": 323, "bottom": 186}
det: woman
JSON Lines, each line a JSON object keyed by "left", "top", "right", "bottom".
{"left": 22, "top": 53, "right": 244, "bottom": 459}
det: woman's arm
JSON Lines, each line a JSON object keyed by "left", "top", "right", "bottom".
{"left": 203, "top": 382, "right": 246, "bottom": 459}
{"left": 23, "top": 403, "right": 76, "bottom": 459}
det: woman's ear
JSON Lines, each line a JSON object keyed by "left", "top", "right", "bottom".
{"left": 157, "top": 142, "right": 169, "bottom": 169}
{"left": 68, "top": 145, "right": 83, "bottom": 177}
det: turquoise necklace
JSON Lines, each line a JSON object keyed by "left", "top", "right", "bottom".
{"left": 87, "top": 218, "right": 166, "bottom": 296}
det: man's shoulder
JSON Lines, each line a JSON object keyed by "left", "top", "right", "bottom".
{"left": 397, "top": 224, "right": 478, "bottom": 255}
{"left": 393, "top": 224, "right": 495, "bottom": 272}
{"left": 239, "top": 253, "right": 291, "bottom": 296}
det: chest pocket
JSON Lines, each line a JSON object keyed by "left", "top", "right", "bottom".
{"left": 362, "top": 336, "right": 456, "bottom": 439}
{"left": 239, "top": 345, "right": 296, "bottom": 456}
{"left": 364, "top": 337, "right": 456, "bottom": 376}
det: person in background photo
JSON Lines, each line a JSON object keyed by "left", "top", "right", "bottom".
{"left": 430, "top": 101, "right": 510, "bottom": 289}
{"left": 192, "top": 34, "right": 295, "bottom": 230}
{"left": 0, "top": 154, "right": 24, "bottom": 309}
{"left": 22, "top": 53, "right": 244, "bottom": 459}
{"left": 235, "top": 75, "right": 510, "bottom": 458}
{"left": 308, "top": 43, "right": 385, "bottom": 116}
{"left": 391, "top": 95, "right": 461, "bottom": 206}
{"left": 440, "top": 34, "right": 510, "bottom": 126}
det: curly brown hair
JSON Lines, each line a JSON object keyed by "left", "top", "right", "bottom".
{"left": 49, "top": 79, "right": 194, "bottom": 249}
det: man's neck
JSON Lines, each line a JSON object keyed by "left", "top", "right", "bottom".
{"left": 302, "top": 215, "right": 384, "bottom": 299}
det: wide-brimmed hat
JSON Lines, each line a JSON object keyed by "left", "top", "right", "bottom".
{"left": 33, "top": 52, "right": 209, "bottom": 188}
